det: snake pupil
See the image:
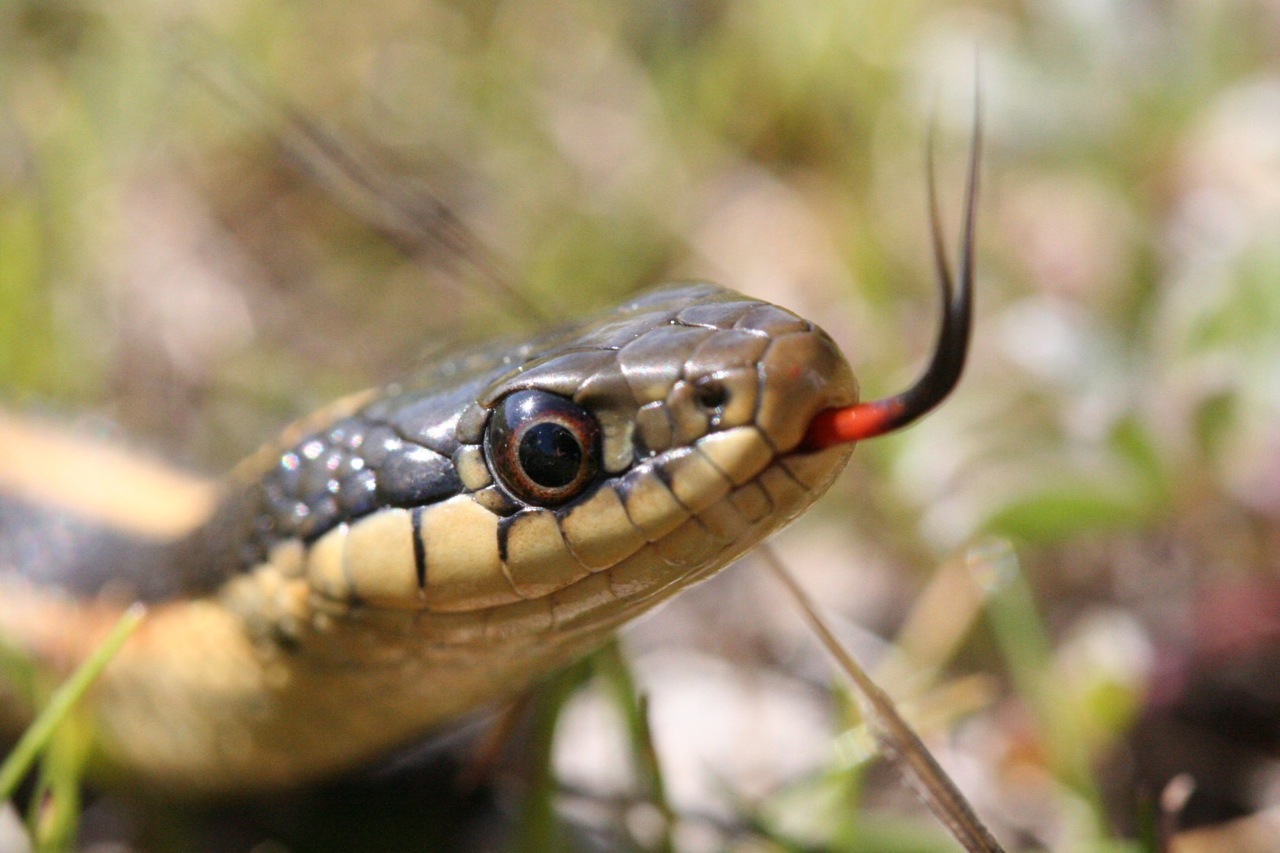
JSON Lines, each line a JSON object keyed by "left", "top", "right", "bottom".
{"left": 519, "top": 423, "right": 582, "bottom": 488}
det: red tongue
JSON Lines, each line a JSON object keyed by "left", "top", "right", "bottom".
{"left": 801, "top": 399, "right": 908, "bottom": 451}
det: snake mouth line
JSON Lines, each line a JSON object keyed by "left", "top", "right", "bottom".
{"left": 394, "top": 434, "right": 852, "bottom": 651}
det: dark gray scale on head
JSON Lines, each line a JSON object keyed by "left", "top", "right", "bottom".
{"left": 734, "top": 304, "right": 811, "bottom": 336}
{"left": 616, "top": 326, "right": 715, "bottom": 406}
{"left": 675, "top": 300, "right": 763, "bottom": 330}
{"left": 479, "top": 350, "right": 619, "bottom": 407}
{"left": 368, "top": 380, "right": 477, "bottom": 459}
{"left": 375, "top": 445, "right": 460, "bottom": 507}
{"left": 222, "top": 356, "right": 519, "bottom": 574}
{"left": 682, "top": 330, "right": 769, "bottom": 380}
{"left": 251, "top": 411, "right": 466, "bottom": 552}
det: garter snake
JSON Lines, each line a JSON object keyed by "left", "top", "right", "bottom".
{"left": 0, "top": 135, "right": 978, "bottom": 795}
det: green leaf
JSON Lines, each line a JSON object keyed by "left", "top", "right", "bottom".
{"left": 983, "top": 488, "right": 1152, "bottom": 543}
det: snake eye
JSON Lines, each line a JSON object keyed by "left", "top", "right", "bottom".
{"left": 485, "top": 390, "right": 602, "bottom": 506}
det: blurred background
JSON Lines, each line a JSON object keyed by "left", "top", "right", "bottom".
{"left": 3, "top": 0, "right": 1280, "bottom": 850}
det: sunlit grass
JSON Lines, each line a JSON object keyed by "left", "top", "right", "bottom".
{"left": 0, "top": 605, "right": 144, "bottom": 852}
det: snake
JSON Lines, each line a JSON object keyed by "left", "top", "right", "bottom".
{"left": 0, "top": 135, "right": 978, "bottom": 795}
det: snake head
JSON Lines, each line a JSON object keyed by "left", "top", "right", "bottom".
{"left": 449, "top": 283, "right": 861, "bottom": 619}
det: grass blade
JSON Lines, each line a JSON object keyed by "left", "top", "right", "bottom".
{"left": 760, "top": 545, "right": 1005, "bottom": 853}
{"left": 0, "top": 604, "right": 145, "bottom": 802}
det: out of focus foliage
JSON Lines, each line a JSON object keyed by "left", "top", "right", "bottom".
{"left": 2, "top": 0, "right": 1280, "bottom": 850}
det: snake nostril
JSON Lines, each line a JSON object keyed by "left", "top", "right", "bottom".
{"left": 694, "top": 378, "right": 729, "bottom": 411}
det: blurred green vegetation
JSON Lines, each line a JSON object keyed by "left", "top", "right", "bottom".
{"left": 3, "top": 0, "right": 1280, "bottom": 850}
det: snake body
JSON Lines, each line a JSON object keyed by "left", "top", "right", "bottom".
{"left": 0, "top": 283, "right": 859, "bottom": 791}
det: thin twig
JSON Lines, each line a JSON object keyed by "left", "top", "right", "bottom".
{"left": 759, "top": 545, "right": 1005, "bottom": 853}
